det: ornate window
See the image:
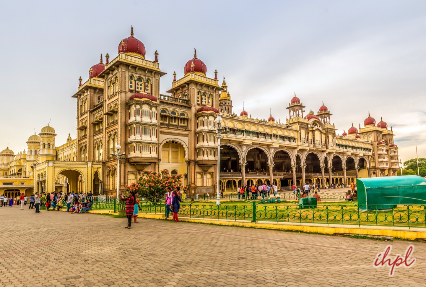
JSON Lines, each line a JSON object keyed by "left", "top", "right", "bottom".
{"left": 115, "top": 78, "right": 118, "bottom": 93}
{"left": 129, "top": 76, "right": 134, "bottom": 90}
{"left": 145, "top": 79, "right": 151, "bottom": 94}
{"left": 202, "top": 93, "right": 206, "bottom": 104}
{"left": 180, "top": 112, "right": 186, "bottom": 117}
{"left": 171, "top": 170, "right": 178, "bottom": 176}
{"left": 171, "top": 111, "right": 177, "bottom": 116}
{"left": 136, "top": 78, "right": 143, "bottom": 91}
{"left": 161, "top": 109, "right": 168, "bottom": 114}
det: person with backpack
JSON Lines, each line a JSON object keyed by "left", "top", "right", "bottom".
{"left": 165, "top": 190, "right": 173, "bottom": 219}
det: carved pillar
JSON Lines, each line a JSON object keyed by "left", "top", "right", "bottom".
{"left": 269, "top": 163, "right": 273, "bottom": 185}
{"left": 356, "top": 168, "right": 359, "bottom": 179}
{"left": 343, "top": 168, "right": 347, "bottom": 187}
{"left": 292, "top": 166, "right": 296, "bottom": 187}
{"left": 328, "top": 167, "right": 332, "bottom": 188}
{"left": 321, "top": 166, "right": 325, "bottom": 188}
{"left": 241, "top": 163, "right": 246, "bottom": 187}
{"left": 302, "top": 164, "right": 306, "bottom": 186}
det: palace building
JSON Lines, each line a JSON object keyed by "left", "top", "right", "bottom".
{"left": 0, "top": 27, "right": 399, "bottom": 197}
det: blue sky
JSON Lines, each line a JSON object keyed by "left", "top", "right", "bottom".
{"left": 0, "top": 0, "right": 425, "bottom": 162}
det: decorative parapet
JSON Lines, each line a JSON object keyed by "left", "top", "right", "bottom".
{"left": 172, "top": 73, "right": 219, "bottom": 89}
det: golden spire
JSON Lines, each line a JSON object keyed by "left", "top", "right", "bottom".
{"left": 131, "top": 26, "right": 134, "bottom": 37}
{"left": 194, "top": 48, "right": 197, "bottom": 59}
{"left": 100, "top": 54, "right": 103, "bottom": 64}
{"left": 155, "top": 50, "right": 158, "bottom": 56}
{"left": 121, "top": 40, "right": 125, "bottom": 46}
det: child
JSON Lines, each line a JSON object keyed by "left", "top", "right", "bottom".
{"left": 133, "top": 198, "right": 139, "bottom": 223}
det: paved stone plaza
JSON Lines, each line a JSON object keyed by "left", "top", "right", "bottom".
{"left": 0, "top": 205, "right": 425, "bottom": 287}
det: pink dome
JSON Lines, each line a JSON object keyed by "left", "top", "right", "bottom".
{"left": 89, "top": 55, "right": 105, "bottom": 78}
{"left": 319, "top": 104, "right": 328, "bottom": 112}
{"left": 184, "top": 49, "right": 207, "bottom": 75}
{"left": 364, "top": 113, "right": 376, "bottom": 126}
{"left": 305, "top": 114, "right": 320, "bottom": 121}
{"left": 268, "top": 116, "right": 275, "bottom": 122}
{"left": 342, "top": 131, "right": 347, "bottom": 136}
{"left": 377, "top": 117, "right": 387, "bottom": 129}
{"left": 291, "top": 95, "right": 300, "bottom": 104}
{"left": 197, "top": 106, "right": 219, "bottom": 113}
{"left": 240, "top": 110, "right": 248, "bottom": 116}
{"left": 348, "top": 124, "right": 358, "bottom": 135}
{"left": 118, "top": 27, "right": 146, "bottom": 57}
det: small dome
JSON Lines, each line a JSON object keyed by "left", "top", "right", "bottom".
{"left": 268, "top": 116, "right": 275, "bottom": 122}
{"left": 129, "top": 93, "right": 157, "bottom": 102}
{"left": 197, "top": 106, "right": 219, "bottom": 113}
{"left": 89, "top": 55, "right": 105, "bottom": 78}
{"left": 342, "top": 131, "right": 347, "bottom": 136}
{"left": 40, "top": 125, "right": 56, "bottom": 134}
{"left": 184, "top": 50, "right": 207, "bottom": 75}
{"left": 240, "top": 110, "right": 248, "bottom": 116}
{"left": 0, "top": 147, "right": 14, "bottom": 156}
{"left": 348, "top": 123, "right": 358, "bottom": 135}
{"left": 355, "top": 134, "right": 360, "bottom": 139}
{"left": 305, "top": 111, "right": 320, "bottom": 121}
{"left": 364, "top": 113, "right": 376, "bottom": 126}
{"left": 319, "top": 103, "right": 328, "bottom": 112}
{"left": 377, "top": 117, "right": 387, "bottom": 129}
{"left": 118, "top": 27, "right": 146, "bottom": 58}
{"left": 27, "top": 134, "right": 41, "bottom": 143}
{"left": 291, "top": 95, "right": 300, "bottom": 104}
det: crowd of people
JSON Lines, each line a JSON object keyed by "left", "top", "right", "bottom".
{"left": 236, "top": 184, "right": 278, "bottom": 200}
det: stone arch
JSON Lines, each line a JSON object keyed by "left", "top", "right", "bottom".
{"left": 243, "top": 145, "right": 271, "bottom": 165}
{"left": 222, "top": 143, "right": 243, "bottom": 163}
{"left": 271, "top": 148, "right": 296, "bottom": 167}
{"left": 358, "top": 156, "right": 370, "bottom": 168}
{"left": 55, "top": 168, "right": 84, "bottom": 194}
{"left": 159, "top": 138, "right": 189, "bottom": 160}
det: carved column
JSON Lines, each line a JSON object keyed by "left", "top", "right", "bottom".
{"left": 356, "top": 167, "right": 359, "bottom": 179}
{"left": 302, "top": 164, "right": 306, "bottom": 186}
{"left": 321, "top": 166, "right": 325, "bottom": 188}
{"left": 241, "top": 163, "right": 246, "bottom": 187}
{"left": 292, "top": 166, "right": 296, "bottom": 187}
{"left": 269, "top": 163, "right": 274, "bottom": 185}
{"left": 343, "top": 167, "right": 347, "bottom": 187}
{"left": 328, "top": 165, "right": 332, "bottom": 188}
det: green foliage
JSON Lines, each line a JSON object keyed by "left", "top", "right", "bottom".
{"left": 397, "top": 168, "right": 416, "bottom": 176}
{"left": 404, "top": 158, "right": 426, "bottom": 172}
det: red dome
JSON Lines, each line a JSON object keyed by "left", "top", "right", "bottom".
{"left": 364, "top": 113, "right": 376, "bottom": 126}
{"left": 377, "top": 117, "right": 387, "bottom": 129}
{"left": 291, "top": 95, "right": 300, "bottom": 104}
{"left": 355, "top": 134, "right": 360, "bottom": 139}
{"left": 389, "top": 144, "right": 397, "bottom": 147}
{"left": 184, "top": 51, "right": 207, "bottom": 75}
{"left": 118, "top": 27, "right": 146, "bottom": 57}
{"left": 197, "top": 106, "right": 219, "bottom": 113}
{"left": 305, "top": 114, "right": 320, "bottom": 121}
{"left": 240, "top": 110, "right": 248, "bottom": 116}
{"left": 348, "top": 124, "right": 358, "bottom": 135}
{"left": 319, "top": 104, "right": 328, "bottom": 112}
{"left": 342, "top": 131, "right": 347, "bottom": 136}
{"left": 129, "top": 93, "right": 157, "bottom": 102}
{"left": 89, "top": 56, "right": 105, "bottom": 78}
{"left": 268, "top": 116, "right": 275, "bottom": 122}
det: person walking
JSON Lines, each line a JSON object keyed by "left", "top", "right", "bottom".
{"left": 121, "top": 192, "right": 135, "bottom": 229}
{"left": 303, "top": 183, "right": 310, "bottom": 197}
{"left": 29, "top": 195, "right": 35, "bottom": 209}
{"left": 172, "top": 188, "right": 181, "bottom": 222}
{"left": 9, "top": 196, "right": 13, "bottom": 206}
{"left": 273, "top": 184, "right": 278, "bottom": 197}
{"left": 3, "top": 195, "right": 7, "bottom": 207}
{"left": 20, "top": 193, "right": 25, "bottom": 210}
{"left": 34, "top": 193, "right": 41, "bottom": 213}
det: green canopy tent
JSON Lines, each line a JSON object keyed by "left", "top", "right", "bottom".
{"left": 357, "top": 176, "right": 426, "bottom": 210}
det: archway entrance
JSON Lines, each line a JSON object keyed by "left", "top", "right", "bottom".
{"left": 305, "top": 153, "right": 321, "bottom": 184}
{"left": 246, "top": 148, "right": 268, "bottom": 172}
{"left": 93, "top": 171, "right": 100, "bottom": 195}
{"left": 331, "top": 156, "right": 343, "bottom": 185}
{"left": 220, "top": 145, "right": 240, "bottom": 172}
{"left": 273, "top": 150, "right": 292, "bottom": 172}
{"left": 58, "top": 170, "right": 83, "bottom": 194}
{"left": 160, "top": 140, "right": 187, "bottom": 186}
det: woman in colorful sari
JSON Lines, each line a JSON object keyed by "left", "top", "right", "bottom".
{"left": 9, "top": 197, "right": 13, "bottom": 206}
{"left": 121, "top": 192, "right": 135, "bottom": 229}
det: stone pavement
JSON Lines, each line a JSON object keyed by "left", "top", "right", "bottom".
{"left": 0, "top": 205, "right": 425, "bottom": 287}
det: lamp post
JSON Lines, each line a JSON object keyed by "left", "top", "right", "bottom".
{"left": 215, "top": 115, "right": 227, "bottom": 205}
{"left": 111, "top": 144, "right": 124, "bottom": 199}
{"left": 399, "top": 158, "right": 403, "bottom": 176}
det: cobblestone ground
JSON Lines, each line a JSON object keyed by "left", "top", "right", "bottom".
{"left": 0, "top": 205, "right": 425, "bottom": 287}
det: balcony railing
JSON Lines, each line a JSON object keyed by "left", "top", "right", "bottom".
{"left": 159, "top": 94, "right": 189, "bottom": 105}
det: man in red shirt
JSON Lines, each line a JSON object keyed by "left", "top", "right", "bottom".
{"left": 20, "top": 193, "right": 25, "bottom": 210}
{"left": 313, "top": 191, "right": 321, "bottom": 202}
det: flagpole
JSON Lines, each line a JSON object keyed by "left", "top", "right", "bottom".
{"left": 416, "top": 146, "right": 419, "bottom": 176}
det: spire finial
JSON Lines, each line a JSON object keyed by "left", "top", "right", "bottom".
{"left": 79, "top": 76, "right": 82, "bottom": 87}
{"left": 194, "top": 48, "right": 197, "bottom": 59}
{"left": 131, "top": 26, "right": 134, "bottom": 37}
{"left": 154, "top": 50, "right": 159, "bottom": 62}
{"left": 381, "top": 116, "right": 383, "bottom": 121}
{"left": 368, "top": 112, "right": 370, "bottom": 117}
{"left": 100, "top": 54, "right": 103, "bottom": 64}
{"left": 243, "top": 101, "right": 245, "bottom": 111}
{"left": 214, "top": 70, "right": 217, "bottom": 80}
{"left": 270, "top": 108, "right": 272, "bottom": 117}
{"left": 105, "top": 53, "right": 109, "bottom": 64}
{"left": 352, "top": 123, "right": 354, "bottom": 127}
{"left": 173, "top": 71, "right": 176, "bottom": 82}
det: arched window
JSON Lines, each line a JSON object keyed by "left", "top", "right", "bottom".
{"left": 197, "top": 92, "right": 201, "bottom": 104}
{"left": 171, "top": 111, "right": 177, "bottom": 116}
{"left": 180, "top": 112, "right": 186, "bottom": 117}
{"left": 115, "top": 78, "right": 119, "bottom": 93}
{"left": 207, "top": 94, "right": 211, "bottom": 105}
{"left": 202, "top": 93, "right": 206, "bottom": 105}
{"left": 209, "top": 94, "right": 213, "bottom": 106}
{"left": 129, "top": 76, "right": 134, "bottom": 90}
{"left": 161, "top": 109, "right": 168, "bottom": 114}
{"left": 171, "top": 170, "right": 178, "bottom": 176}
{"left": 136, "top": 78, "right": 143, "bottom": 91}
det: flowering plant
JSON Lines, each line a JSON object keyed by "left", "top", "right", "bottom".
{"left": 135, "top": 170, "right": 186, "bottom": 203}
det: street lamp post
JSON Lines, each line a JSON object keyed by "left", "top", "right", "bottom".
{"left": 399, "top": 158, "right": 403, "bottom": 176}
{"left": 215, "top": 115, "right": 227, "bottom": 206}
{"left": 111, "top": 144, "right": 124, "bottom": 199}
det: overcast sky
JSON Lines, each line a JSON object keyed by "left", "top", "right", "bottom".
{"left": 0, "top": 0, "right": 425, "bottom": 163}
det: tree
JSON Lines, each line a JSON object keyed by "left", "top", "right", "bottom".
{"left": 397, "top": 168, "right": 416, "bottom": 176}
{"left": 133, "top": 170, "right": 187, "bottom": 203}
{"left": 403, "top": 158, "right": 426, "bottom": 173}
